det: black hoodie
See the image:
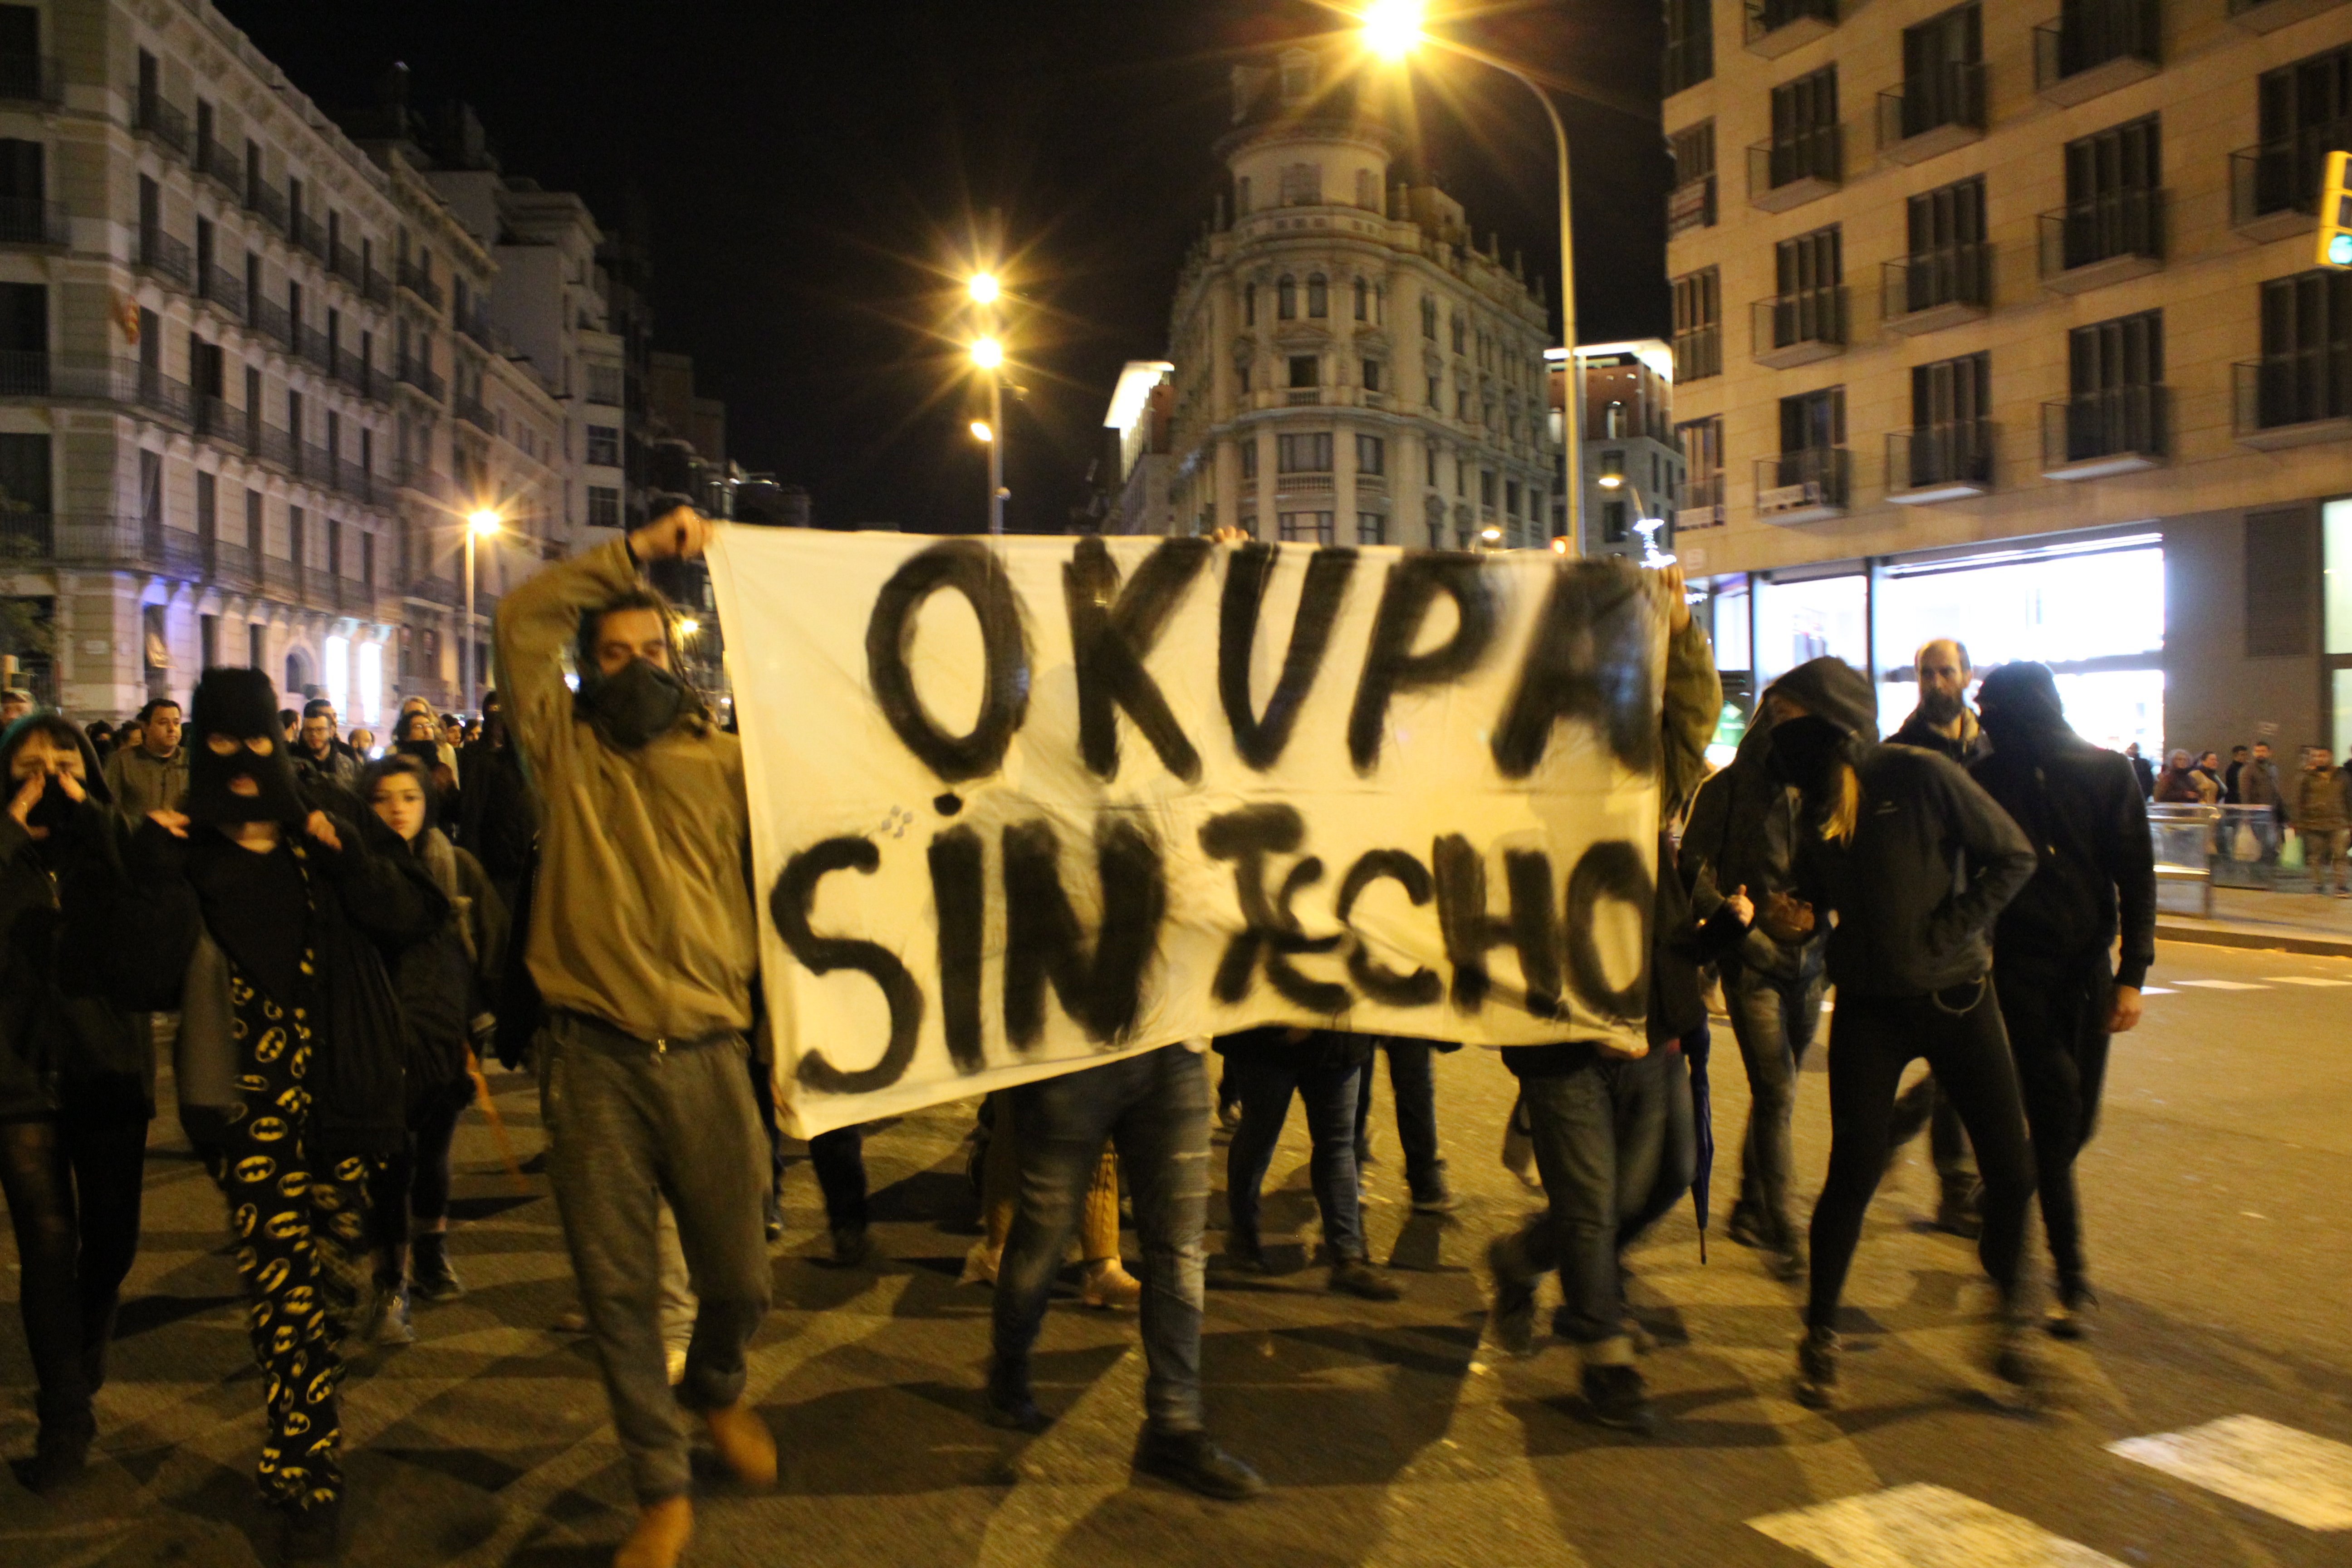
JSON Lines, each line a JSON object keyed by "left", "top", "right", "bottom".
{"left": 1773, "top": 657, "right": 2038, "bottom": 998}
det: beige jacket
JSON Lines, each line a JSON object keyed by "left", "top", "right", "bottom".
{"left": 494, "top": 539, "right": 755, "bottom": 1041}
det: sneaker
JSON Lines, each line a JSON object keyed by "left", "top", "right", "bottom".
{"left": 367, "top": 1281, "right": 414, "bottom": 1347}
{"left": 1793, "top": 1326, "right": 1840, "bottom": 1410}
{"left": 1727, "top": 1206, "right": 1768, "bottom": 1250}
{"left": 1328, "top": 1257, "right": 1404, "bottom": 1301}
{"left": 2047, "top": 1279, "right": 2098, "bottom": 1341}
{"left": 279, "top": 1496, "right": 345, "bottom": 1563}
{"left": 1765, "top": 1240, "right": 1808, "bottom": 1285}
{"left": 1219, "top": 1233, "right": 1269, "bottom": 1274}
{"left": 1133, "top": 1426, "right": 1266, "bottom": 1500}
{"left": 26, "top": 1413, "right": 94, "bottom": 1494}
{"left": 983, "top": 1378, "right": 1051, "bottom": 1435}
{"left": 830, "top": 1225, "right": 872, "bottom": 1268}
{"left": 409, "top": 1236, "right": 464, "bottom": 1305}
{"left": 1485, "top": 1236, "right": 1538, "bottom": 1357}
{"left": 1082, "top": 1258, "right": 1143, "bottom": 1310}
{"left": 1580, "top": 1364, "right": 1658, "bottom": 1435}
{"left": 1409, "top": 1163, "right": 1459, "bottom": 1213}
{"left": 1991, "top": 1320, "right": 2049, "bottom": 1401}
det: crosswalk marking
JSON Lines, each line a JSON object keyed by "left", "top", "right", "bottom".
{"left": 2139, "top": 986, "right": 2177, "bottom": 995}
{"left": 2173, "top": 980, "right": 2269, "bottom": 991}
{"left": 2109, "top": 1415, "right": 2352, "bottom": 1531}
{"left": 1749, "top": 1483, "right": 2128, "bottom": 1568}
{"left": 2263, "top": 975, "right": 2352, "bottom": 987}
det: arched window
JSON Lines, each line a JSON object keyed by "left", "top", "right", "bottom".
{"left": 1421, "top": 296, "right": 1438, "bottom": 338}
{"left": 1244, "top": 282, "right": 1256, "bottom": 326}
{"left": 1278, "top": 274, "right": 1297, "bottom": 319}
{"left": 1307, "top": 273, "right": 1328, "bottom": 318}
{"left": 1353, "top": 276, "right": 1368, "bottom": 321}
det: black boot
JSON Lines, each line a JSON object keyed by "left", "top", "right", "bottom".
{"left": 26, "top": 1409, "right": 95, "bottom": 1493}
{"left": 1580, "top": 1364, "right": 1658, "bottom": 1435}
{"left": 410, "top": 1233, "right": 464, "bottom": 1304}
{"left": 280, "top": 1495, "right": 345, "bottom": 1563}
{"left": 983, "top": 1362, "right": 1050, "bottom": 1434}
{"left": 1134, "top": 1426, "right": 1266, "bottom": 1500}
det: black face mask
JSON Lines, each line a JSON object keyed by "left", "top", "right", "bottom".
{"left": 26, "top": 776, "right": 80, "bottom": 833}
{"left": 577, "top": 657, "right": 689, "bottom": 751}
{"left": 1765, "top": 714, "right": 1847, "bottom": 795}
{"left": 188, "top": 733, "right": 309, "bottom": 827}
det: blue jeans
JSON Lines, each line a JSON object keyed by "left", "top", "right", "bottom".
{"left": 1352, "top": 1038, "right": 1444, "bottom": 1191}
{"left": 1499, "top": 1052, "right": 1637, "bottom": 1364}
{"left": 1225, "top": 1053, "right": 1367, "bottom": 1260}
{"left": 1615, "top": 1037, "right": 1696, "bottom": 1250}
{"left": 1725, "top": 947, "right": 1826, "bottom": 1246}
{"left": 992, "top": 1046, "right": 1211, "bottom": 1433}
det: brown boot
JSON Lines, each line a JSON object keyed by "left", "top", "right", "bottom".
{"left": 1082, "top": 1258, "right": 1142, "bottom": 1310}
{"left": 614, "top": 1495, "right": 692, "bottom": 1568}
{"left": 703, "top": 1403, "right": 778, "bottom": 1488}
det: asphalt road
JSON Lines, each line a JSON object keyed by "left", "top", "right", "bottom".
{"left": 2, "top": 937, "right": 2347, "bottom": 1567}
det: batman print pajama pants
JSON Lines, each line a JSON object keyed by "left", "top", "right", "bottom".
{"left": 216, "top": 961, "right": 374, "bottom": 1511}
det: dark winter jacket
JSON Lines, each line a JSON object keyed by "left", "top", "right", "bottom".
{"left": 456, "top": 735, "right": 537, "bottom": 892}
{"left": 1648, "top": 828, "right": 1750, "bottom": 1047}
{"left": 1891, "top": 703, "right": 1989, "bottom": 766}
{"left": 0, "top": 764, "right": 157, "bottom": 1125}
{"left": 126, "top": 807, "right": 449, "bottom": 1156}
{"left": 1780, "top": 659, "right": 2038, "bottom": 998}
{"left": 1682, "top": 708, "right": 1812, "bottom": 980}
{"left": 1969, "top": 727, "right": 2157, "bottom": 990}
{"left": 374, "top": 820, "right": 509, "bottom": 1115}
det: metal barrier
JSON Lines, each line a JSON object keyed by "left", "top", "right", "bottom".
{"left": 2147, "top": 804, "right": 2216, "bottom": 919}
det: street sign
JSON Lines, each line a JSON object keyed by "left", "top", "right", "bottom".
{"left": 2321, "top": 150, "right": 2352, "bottom": 270}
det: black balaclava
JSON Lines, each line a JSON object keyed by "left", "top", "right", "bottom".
{"left": 0, "top": 716, "right": 114, "bottom": 838}
{"left": 1976, "top": 661, "right": 2068, "bottom": 754}
{"left": 187, "top": 668, "right": 308, "bottom": 827}
{"left": 1762, "top": 657, "right": 1878, "bottom": 794}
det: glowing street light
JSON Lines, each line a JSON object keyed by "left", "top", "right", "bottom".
{"left": 970, "top": 420, "right": 995, "bottom": 443}
{"left": 461, "top": 508, "right": 502, "bottom": 715}
{"left": 1361, "top": 0, "right": 1425, "bottom": 62}
{"left": 970, "top": 335, "right": 1004, "bottom": 371}
{"left": 677, "top": 617, "right": 701, "bottom": 638}
{"left": 967, "top": 272, "right": 1001, "bottom": 305}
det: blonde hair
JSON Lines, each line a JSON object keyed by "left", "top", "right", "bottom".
{"left": 1819, "top": 760, "right": 1860, "bottom": 843}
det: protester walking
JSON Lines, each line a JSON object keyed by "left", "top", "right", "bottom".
{"left": 1486, "top": 565, "right": 1717, "bottom": 1435}
{"left": 1970, "top": 663, "right": 2156, "bottom": 1339}
{"left": 1351, "top": 1035, "right": 1457, "bottom": 1212}
{"left": 127, "top": 667, "right": 446, "bottom": 1559}
{"left": 1748, "top": 657, "right": 2040, "bottom": 1411}
{"left": 357, "top": 755, "right": 508, "bottom": 1343}
{"left": 966, "top": 1099, "right": 1141, "bottom": 1308}
{"left": 1216, "top": 1027, "right": 1404, "bottom": 1300}
{"left": 0, "top": 715, "right": 157, "bottom": 1491}
{"left": 1679, "top": 669, "right": 1829, "bottom": 1283}
{"left": 2294, "top": 745, "right": 2351, "bottom": 896}
{"left": 101, "top": 697, "right": 188, "bottom": 825}
{"left": 495, "top": 507, "right": 776, "bottom": 1568}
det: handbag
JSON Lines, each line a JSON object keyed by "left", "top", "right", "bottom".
{"left": 2280, "top": 828, "right": 2305, "bottom": 872}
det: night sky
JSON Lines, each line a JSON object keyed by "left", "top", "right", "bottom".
{"left": 217, "top": 0, "right": 1668, "bottom": 534}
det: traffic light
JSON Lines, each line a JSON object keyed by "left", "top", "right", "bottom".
{"left": 2322, "top": 149, "right": 2352, "bottom": 270}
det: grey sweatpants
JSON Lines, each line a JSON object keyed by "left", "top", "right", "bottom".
{"left": 538, "top": 1013, "right": 772, "bottom": 1501}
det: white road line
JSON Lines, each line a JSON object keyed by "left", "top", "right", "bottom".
{"left": 1749, "top": 1483, "right": 2128, "bottom": 1567}
{"left": 2109, "top": 1415, "right": 2352, "bottom": 1531}
{"left": 2262, "top": 976, "right": 2352, "bottom": 987}
{"left": 2139, "top": 986, "right": 2177, "bottom": 996}
{"left": 2173, "top": 980, "right": 2269, "bottom": 991}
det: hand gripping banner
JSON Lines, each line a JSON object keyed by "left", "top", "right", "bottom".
{"left": 709, "top": 529, "right": 1666, "bottom": 1136}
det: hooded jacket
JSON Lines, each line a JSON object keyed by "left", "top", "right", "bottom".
{"left": 0, "top": 723, "right": 157, "bottom": 1123}
{"left": 1890, "top": 702, "right": 1988, "bottom": 766}
{"left": 370, "top": 814, "right": 509, "bottom": 1110}
{"left": 1968, "top": 665, "right": 2157, "bottom": 990}
{"left": 1775, "top": 658, "right": 2038, "bottom": 998}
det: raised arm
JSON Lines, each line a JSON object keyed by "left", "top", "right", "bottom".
{"left": 493, "top": 537, "right": 639, "bottom": 789}
{"left": 1656, "top": 566, "right": 1722, "bottom": 821}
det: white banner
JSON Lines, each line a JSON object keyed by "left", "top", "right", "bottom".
{"left": 709, "top": 528, "right": 1666, "bottom": 1137}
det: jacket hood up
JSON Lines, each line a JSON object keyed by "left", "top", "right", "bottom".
{"left": 1766, "top": 657, "right": 1878, "bottom": 744}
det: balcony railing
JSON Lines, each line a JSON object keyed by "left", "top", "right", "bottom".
{"left": 137, "top": 224, "right": 192, "bottom": 288}
{"left": 200, "top": 263, "right": 245, "bottom": 321}
{"left": 2230, "top": 122, "right": 2352, "bottom": 241}
{"left": 1882, "top": 242, "right": 1993, "bottom": 331}
{"left": 2234, "top": 353, "right": 2352, "bottom": 447}
{"left": 291, "top": 211, "right": 327, "bottom": 260}
{"left": 193, "top": 393, "right": 235, "bottom": 440}
{"left": 300, "top": 443, "right": 336, "bottom": 485}
{"left": 0, "top": 514, "right": 216, "bottom": 580}
{"left": 454, "top": 392, "right": 495, "bottom": 432}
{"left": 2040, "top": 385, "right": 2169, "bottom": 477}
{"left": 398, "top": 259, "right": 444, "bottom": 310}
{"left": 331, "top": 243, "right": 363, "bottom": 286}
{"left": 1744, "top": 0, "right": 1838, "bottom": 56}
{"left": 250, "top": 293, "right": 292, "bottom": 347}
{"left": 0, "top": 53, "right": 61, "bottom": 104}
{"left": 1673, "top": 473, "right": 1725, "bottom": 529}
{"left": 195, "top": 138, "right": 243, "bottom": 200}
{"left": 1887, "top": 420, "right": 1995, "bottom": 501}
{"left": 1747, "top": 125, "right": 1842, "bottom": 212}
{"left": 304, "top": 567, "right": 341, "bottom": 609}
{"left": 455, "top": 309, "right": 495, "bottom": 351}
{"left": 261, "top": 554, "right": 299, "bottom": 599}
{"left": 0, "top": 197, "right": 68, "bottom": 247}
{"left": 2038, "top": 189, "right": 2164, "bottom": 289}
{"left": 2034, "top": 0, "right": 2161, "bottom": 105}
{"left": 1876, "top": 62, "right": 1986, "bottom": 162}
{"left": 1751, "top": 285, "right": 1847, "bottom": 368}
{"left": 362, "top": 267, "right": 392, "bottom": 305}
{"left": 0, "top": 350, "right": 196, "bottom": 422}
{"left": 252, "top": 421, "right": 296, "bottom": 472}
{"left": 1753, "top": 447, "right": 1850, "bottom": 520}
{"left": 397, "top": 357, "right": 446, "bottom": 401}
{"left": 294, "top": 322, "right": 333, "bottom": 373}
{"left": 135, "top": 89, "right": 191, "bottom": 157}
{"left": 2228, "top": 0, "right": 2351, "bottom": 30}
{"left": 407, "top": 573, "right": 461, "bottom": 608}
{"left": 246, "top": 178, "right": 287, "bottom": 234}
{"left": 204, "top": 537, "right": 256, "bottom": 587}
{"left": 338, "top": 458, "right": 379, "bottom": 503}
{"left": 1273, "top": 472, "right": 1336, "bottom": 495}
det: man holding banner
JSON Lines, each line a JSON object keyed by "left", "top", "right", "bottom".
{"left": 496, "top": 509, "right": 775, "bottom": 1568}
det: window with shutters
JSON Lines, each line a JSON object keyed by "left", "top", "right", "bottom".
{"left": 1766, "top": 68, "right": 1841, "bottom": 191}
{"left": 2057, "top": 116, "right": 2161, "bottom": 270}
{"left": 1896, "top": 4, "right": 1984, "bottom": 142}
{"left": 1676, "top": 415, "right": 1724, "bottom": 525}
{"left": 1279, "top": 162, "right": 1321, "bottom": 206}
{"left": 1663, "top": 0, "right": 1713, "bottom": 95}
{"left": 1898, "top": 176, "right": 1989, "bottom": 315}
{"left": 2058, "top": 309, "right": 2166, "bottom": 462}
{"left": 1277, "top": 433, "right": 1333, "bottom": 472}
{"left": 1666, "top": 121, "right": 1716, "bottom": 236}
{"left": 2248, "top": 269, "right": 2352, "bottom": 431}
{"left": 1671, "top": 267, "right": 1721, "bottom": 381}
{"left": 1902, "top": 352, "right": 1993, "bottom": 488}
{"left": 2246, "top": 45, "right": 2352, "bottom": 224}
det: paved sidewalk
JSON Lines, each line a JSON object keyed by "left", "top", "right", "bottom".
{"left": 2158, "top": 884, "right": 2352, "bottom": 956}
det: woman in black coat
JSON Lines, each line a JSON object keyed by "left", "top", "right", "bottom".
{"left": 0, "top": 713, "right": 155, "bottom": 1490}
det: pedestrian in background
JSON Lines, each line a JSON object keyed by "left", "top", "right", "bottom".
{"left": 2195, "top": 750, "right": 2227, "bottom": 799}
{"left": 2124, "top": 742, "right": 2154, "bottom": 799}
{"left": 102, "top": 698, "right": 188, "bottom": 826}
{"left": 0, "top": 688, "right": 31, "bottom": 725}
{"left": 0, "top": 715, "right": 157, "bottom": 1491}
{"left": 292, "top": 701, "right": 360, "bottom": 801}
{"left": 1891, "top": 639, "right": 1988, "bottom": 766}
{"left": 2154, "top": 749, "right": 2214, "bottom": 804}
{"left": 1971, "top": 663, "right": 2156, "bottom": 1340}
{"left": 83, "top": 720, "right": 116, "bottom": 762}
{"left": 1753, "top": 657, "right": 2041, "bottom": 1412}
{"left": 1352, "top": 1035, "right": 1457, "bottom": 1213}
{"left": 2223, "top": 744, "right": 2249, "bottom": 804}
{"left": 2294, "top": 745, "right": 2350, "bottom": 896}
{"left": 496, "top": 506, "right": 776, "bottom": 1568}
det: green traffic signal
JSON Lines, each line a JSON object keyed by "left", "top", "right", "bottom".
{"left": 2333, "top": 232, "right": 2352, "bottom": 268}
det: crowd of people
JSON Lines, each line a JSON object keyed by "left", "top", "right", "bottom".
{"left": 2131, "top": 735, "right": 2352, "bottom": 895}
{"left": 1, "top": 520, "right": 2162, "bottom": 1567}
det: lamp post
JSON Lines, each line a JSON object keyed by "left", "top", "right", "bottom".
{"left": 462, "top": 508, "right": 500, "bottom": 715}
{"left": 1363, "top": 1, "right": 1585, "bottom": 556}
{"left": 970, "top": 273, "right": 1006, "bottom": 536}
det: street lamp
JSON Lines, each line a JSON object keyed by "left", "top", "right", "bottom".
{"left": 463, "top": 507, "right": 500, "bottom": 715}
{"left": 1363, "top": 3, "right": 1585, "bottom": 556}
{"left": 970, "top": 329, "right": 1007, "bottom": 535}
{"left": 967, "top": 272, "right": 1001, "bottom": 305}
